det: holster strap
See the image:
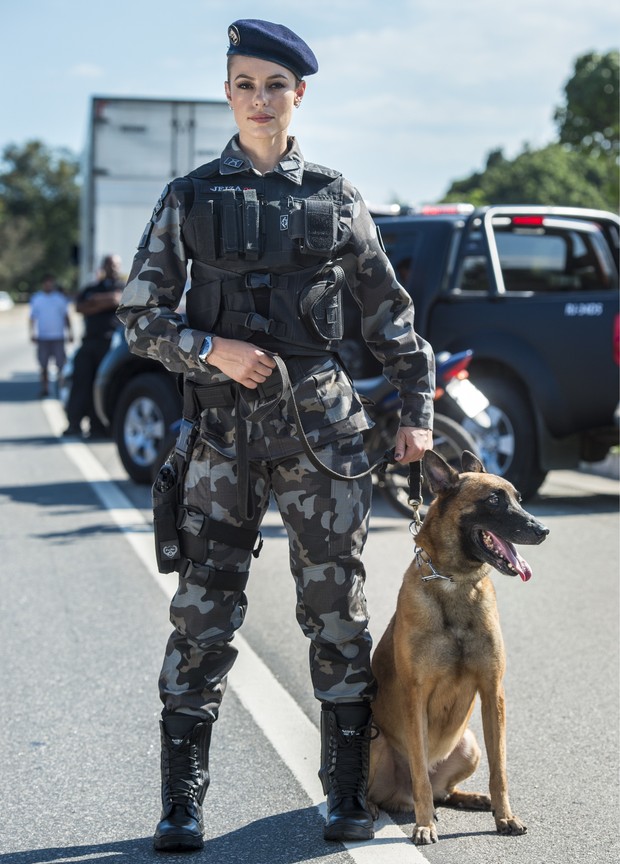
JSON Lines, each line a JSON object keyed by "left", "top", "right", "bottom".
{"left": 177, "top": 506, "right": 263, "bottom": 555}
{"left": 179, "top": 560, "right": 250, "bottom": 592}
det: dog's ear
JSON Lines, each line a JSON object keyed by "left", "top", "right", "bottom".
{"left": 423, "top": 450, "right": 460, "bottom": 494}
{"left": 461, "top": 450, "right": 486, "bottom": 474}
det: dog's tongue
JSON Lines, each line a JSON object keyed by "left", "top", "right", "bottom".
{"left": 491, "top": 533, "right": 533, "bottom": 582}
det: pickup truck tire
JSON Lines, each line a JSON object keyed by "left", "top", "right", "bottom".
{"left": 466, "top": 373, "right": 547, "bottom": 500}
{"left": 379, "top": 414, "right": 480, "bottom": 518}
{"left": 112, "top": 372, "right": 181, "bottom": 484}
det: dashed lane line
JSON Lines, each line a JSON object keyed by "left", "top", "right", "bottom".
{"left": 43, "top": 401, "right": 429, "bottom": 864}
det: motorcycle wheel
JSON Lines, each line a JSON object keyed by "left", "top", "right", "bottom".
{"left": 378, "top": 414, "right": 480, "bottom": 518}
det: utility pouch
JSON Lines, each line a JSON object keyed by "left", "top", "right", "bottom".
{"left": 152, "top": 461, "right": 182, "bottom": 573}
{"left": 298, "top": 265, "right": 345, "bottom": 342}
{"left": 289, "top": 198, "right": 336, "bottom": 254}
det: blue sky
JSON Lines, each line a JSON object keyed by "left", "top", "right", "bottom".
{"left": 2, "top": 0, "right": 618, "bottom": 205}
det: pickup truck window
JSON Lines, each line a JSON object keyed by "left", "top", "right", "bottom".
{"left": 457, "top": 221, "right": 616, "bottom": 294}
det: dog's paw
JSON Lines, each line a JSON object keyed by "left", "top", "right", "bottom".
{"left": 413, "top": 823, "right": 438, "bottom": 845}
{"left": 442, "top": 789, "right": 492, "bottom": 811}
{"left": 496, "top": 815, "right": 527, "bottom": 836}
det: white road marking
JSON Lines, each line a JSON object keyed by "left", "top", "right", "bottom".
{"left": 29, "top": 854, "right": 120, "bottom": 863}
{"left": 43, "top": 400, "right": 429, "bottom": 863}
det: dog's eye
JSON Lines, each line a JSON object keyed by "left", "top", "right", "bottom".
{"left": 487, "top": 493, "right": 499, "bottom": 506}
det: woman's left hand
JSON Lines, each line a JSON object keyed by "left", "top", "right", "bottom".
{"left": 394, "top": 427, "right": 433, "bottom": 464}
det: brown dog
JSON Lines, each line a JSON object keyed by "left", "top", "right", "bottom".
{"left": 368, "top": 450, "right": 549, "bottom": 845}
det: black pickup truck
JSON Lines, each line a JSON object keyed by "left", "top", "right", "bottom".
{"left": 89, "top": 204, "right": 619, "bottom": 499}
{"left": 343, "top": 204, "right": 620, "bottom": 498}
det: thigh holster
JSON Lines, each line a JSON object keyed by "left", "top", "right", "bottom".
{"left": 176, "top": 506, "right": 263, "bottom": 564}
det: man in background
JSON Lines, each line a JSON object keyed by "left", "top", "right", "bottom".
{"left": 29, "top": 273, "right": 73, "bottom": 398}
{"left": 63, "top": 254, "right": 124, "bottom": 438}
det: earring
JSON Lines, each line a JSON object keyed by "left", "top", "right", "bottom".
{"left": 294, "top": 98, "right": 301, "bottom": 108}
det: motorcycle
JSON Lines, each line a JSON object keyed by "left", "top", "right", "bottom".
{"left": 355, "top": 349, "right": 490, "bottom": 517}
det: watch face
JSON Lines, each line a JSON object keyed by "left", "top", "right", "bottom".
{"left": 199, "top": 336, "right": 213, "bottom": 361}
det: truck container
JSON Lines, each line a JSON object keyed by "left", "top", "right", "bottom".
{"left": 79, "top": 95, "right": 235, "bottom": 284}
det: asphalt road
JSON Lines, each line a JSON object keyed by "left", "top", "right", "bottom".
{"left": 0, "top": 304, "right": 618, "bottom": 864}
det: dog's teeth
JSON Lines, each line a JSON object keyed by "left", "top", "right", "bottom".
{"left": 482, "top": 531, "right": 518, "bottom": 572}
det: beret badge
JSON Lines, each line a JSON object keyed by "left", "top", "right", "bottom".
{"left": 228, "top": 25, "right": 240, "bottom": 46}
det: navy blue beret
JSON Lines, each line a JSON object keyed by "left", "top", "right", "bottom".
{"left": 227, "top": 19, "right": 318, "bottom": 79}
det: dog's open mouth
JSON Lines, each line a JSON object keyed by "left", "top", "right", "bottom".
{"left": 479, "top": 530, "right": 533, "bottom": 582}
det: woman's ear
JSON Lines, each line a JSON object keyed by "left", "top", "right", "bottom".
{"left": 295, "top": 80, "right": 306, "bottom": 105}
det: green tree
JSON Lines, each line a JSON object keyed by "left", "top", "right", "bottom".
{"left": 444, "top": 143, "right": 615, "bottom": 210}
{"left": 441, "top": 51, "right": 619, "bottom": 211}
{"left": 0, "top": 140, "right": 79, "bottom": 297}
{"left": 554, "top": 50, "right": 619, "bottom": 158}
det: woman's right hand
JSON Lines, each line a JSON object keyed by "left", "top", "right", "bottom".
{"left": 206, "top": 336, "right": 277, "bottom": 389}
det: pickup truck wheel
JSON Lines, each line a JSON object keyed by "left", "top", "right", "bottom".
{"left": 465, "top": 375, "right": 547, "bottom": 500}
{"left": 112, "top": 373, "right": 181, "bottom": 484}
{"left": 379, "top": 414, "right": 480, "bottom": 517}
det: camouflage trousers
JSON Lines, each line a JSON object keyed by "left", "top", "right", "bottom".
{"left": 159, "top": 433, "right": 376, "bottom": 721}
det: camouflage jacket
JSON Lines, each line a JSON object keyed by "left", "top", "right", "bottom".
{"left": 117, "top": 136, "right": 434, "bottom": 460}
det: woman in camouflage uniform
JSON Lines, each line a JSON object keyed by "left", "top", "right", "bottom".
{"left": 117, "top": 18, "right": 434, "bottom": 852}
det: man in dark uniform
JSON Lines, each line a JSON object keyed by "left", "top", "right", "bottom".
{"left": 64, "top": 254, "right": 124, "bottom": 437}
{"left": 117, "top": 19, "right": 434, "bottom": 852}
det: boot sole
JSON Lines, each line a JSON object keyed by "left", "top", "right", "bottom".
{"left": 153, "top": 834, "right": 204, "bottom": 851}
{"left": 324, "top": 825, "right": 375, "bottom": 842}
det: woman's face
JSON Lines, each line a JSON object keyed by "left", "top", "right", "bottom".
{"left": 225, "top": 55, "right": 305, "bottom": 145}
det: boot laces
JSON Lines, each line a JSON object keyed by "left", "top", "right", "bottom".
{"left": 331, "top": 725, "right": 375, "bottom": 798}
{"left": 164, "top": 740, "right": 201, "bottom": 806}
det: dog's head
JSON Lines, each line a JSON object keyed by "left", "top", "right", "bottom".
{"left": 421, "top": 450, "right": 549, "bottom": 582}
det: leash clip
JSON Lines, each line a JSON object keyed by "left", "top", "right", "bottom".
{"left": 408, "top": 459, "right": 423, "bottom": 532}
{"left": 408, "top": 501, "right": 422, "bottom": 535}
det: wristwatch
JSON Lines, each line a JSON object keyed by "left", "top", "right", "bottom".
{"left": 198, "top": 335, "right": 214, "bottom": 364}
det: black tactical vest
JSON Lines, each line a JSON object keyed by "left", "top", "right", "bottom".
{"left": 180, "top": 159, "right": 350, "bottom": 357}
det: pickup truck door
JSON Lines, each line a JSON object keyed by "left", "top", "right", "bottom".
{"left": 436, "top": 207, "right": 620, "bottom": 438}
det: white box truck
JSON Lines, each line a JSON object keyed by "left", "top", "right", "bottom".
{"left": 79, "top": 95, "right": 236, "bottom": 283}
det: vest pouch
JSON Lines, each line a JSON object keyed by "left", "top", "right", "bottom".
{"left": 289, "top": 198, "right": 337, "bottom": 255}
{"left": 298, "top": 266, "right": 345, "bottom": 343}
{"left": 184, "top": 198, "right": 219, "bottom": 260}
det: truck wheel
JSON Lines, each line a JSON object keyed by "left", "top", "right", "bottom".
{"left": 379, "top": 414, "right": 479, "bottom": 518}
{"left": 112, "top": 373, "right": 181, "bottom": 484}
{"left": 465, "top": 374, "right": 547, "bottom": 500}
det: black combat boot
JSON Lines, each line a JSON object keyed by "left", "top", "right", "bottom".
{"left": 153, "top": 715, "right": 212, "bottom": 851}
{"left": 319, "top": 702, "right": 375, "bottom": 842}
